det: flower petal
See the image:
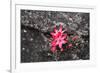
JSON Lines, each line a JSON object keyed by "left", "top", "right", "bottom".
{"left": 51, "top": 47, "right": 56, "bottom": 52}
{"left": 59, "top": 42, "right": 62, "bottom": 49}
{"left": 61, "top": 48, "right": 64, "bottom": 52}
{"left": 59, "top": 25, "right": 62, "bottom": 32}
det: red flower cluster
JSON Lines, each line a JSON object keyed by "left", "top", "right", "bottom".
{"left": 50, "top": 25, "right": 67, "bottom": 52}
{"left": 50, "top": 24, "right": 79, "bottom": 53}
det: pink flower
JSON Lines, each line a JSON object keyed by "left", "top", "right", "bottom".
{"left": 66, "top": 43, "right": 73, "bottom": 48}
{"left": 72, "top": 36, "right": 78, "bottom": 41}
{"left": 75, "top": 43, "right": 78, "bottom": 46}
{"left": 68, "top": 44, "right": 72, "bottom": 48}
{"left": 50, "top": 24, "right": 67, "bottom": 52}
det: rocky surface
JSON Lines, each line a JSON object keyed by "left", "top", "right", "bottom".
{"left": 21, "top": 10, "right": 89, "bottom": 63}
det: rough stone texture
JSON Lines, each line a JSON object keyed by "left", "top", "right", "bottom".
{"left": 21, "top": 10, "right": 89, "bottom": 63}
